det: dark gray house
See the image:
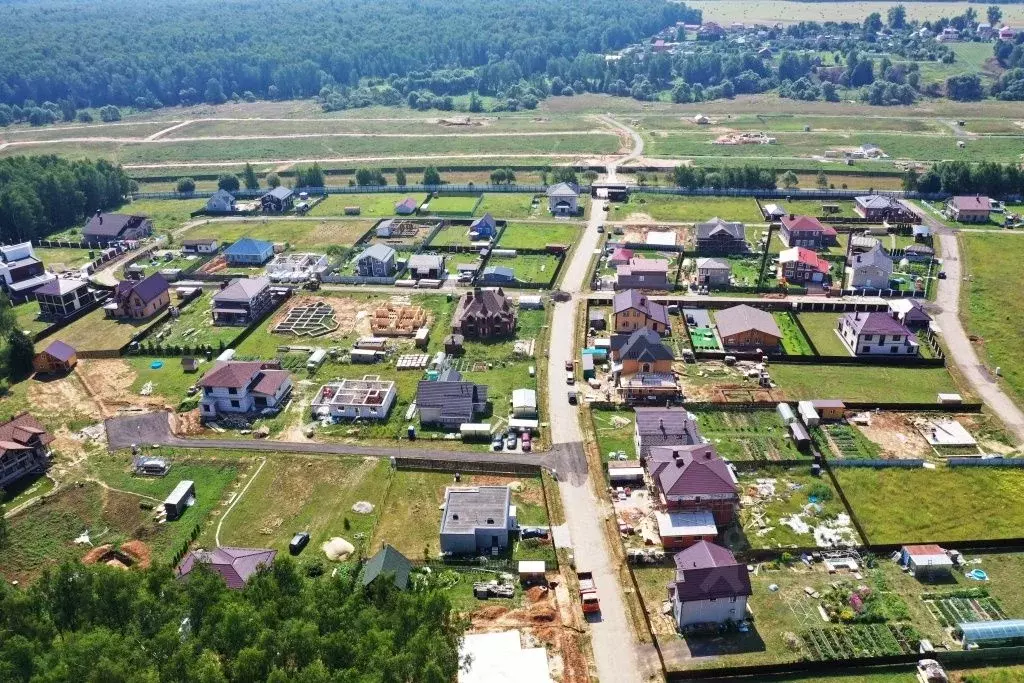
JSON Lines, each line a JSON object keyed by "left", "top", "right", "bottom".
{"left": 695, "top": 218, "right": 746, "bottom": 254}
{"left": 356, "top": 244, "right": 398, "bottom": 277}
{"left": 212, "top": 276, "right": 273, "bottom": 326}
{"left": 260, "top": 187, "right": 294, "bottom": 213}
{"left": 633, "top": 407, "right": 701, "bottom": 459}
{"left": 439, "top": 485, "right": 515, "bottom": 555}
{"left": 416, "top": 369, "right": 489, "bottom": 428}
{"left": 83, "top": 212, "right": 153, "bottom": 245}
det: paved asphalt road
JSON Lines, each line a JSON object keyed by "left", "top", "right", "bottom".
{"left": 906, "top": 201, "right": 1024, "bottom": 444}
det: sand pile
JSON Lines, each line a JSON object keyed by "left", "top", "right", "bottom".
{"left": 322, "top": 537, "right": 355, "bottom": 561}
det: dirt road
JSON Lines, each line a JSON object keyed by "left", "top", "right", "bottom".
{"left": 906, "top": 201, "right": 1024, "bottom": 444}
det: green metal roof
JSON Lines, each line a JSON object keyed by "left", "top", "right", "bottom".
{"left": 362, "top": 544, "right": 412, "bottom": 590}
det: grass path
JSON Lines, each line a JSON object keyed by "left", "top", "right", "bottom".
{"left": 214, "top": 456, "right": 267, "bottom": 547}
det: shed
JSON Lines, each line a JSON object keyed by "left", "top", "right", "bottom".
{"left": 607, "top": 460, "right": 645, "bottom": 483}
{"left": 164, "top": 480, "right": 196, "bottom": 521}
{"left": 362, "top": 544, "right": 413, "bottom": 590}
{"left": 580, "top": 353, "right": 595, "bottom": 379}
{"left": 810, "top": 399, "right": 845, "bottom": 420}
{"left": 588, "top": 309, "right": 606, "bottom": 331}
{"left": 518, "top": 560, "right": 546, "bottom": 583}
{"left": 444, "top": 333, "right": 465, "bottom": 355}
{"left": 797, "top": 401, "right": 820, "bottom": 427}
{"left": 511, "top": 388, "right": 538, "bottom": 419}
{"left": 789, "top": 421, "right": 810, "bottom": 452}
{"left": 777, "top": 402, "right": 796, "bottom": 425}
{"left": 518, "top": 295, "right": 543, "bottom": 309}
{"left": 902, "top": 544, "right": 953, "bottom": 579}
{"left": 414, "top": 326, "right": 430, "bottom": 349}
{"left": 181, "top": 357, "right": 200, "bottom": 373}
{"left": 656, "top": 510, "right": 718, "bottom": 550}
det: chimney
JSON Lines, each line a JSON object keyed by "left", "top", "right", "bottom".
{"left": 789, "top": 213, "right": 795, "bottom": 220}
{"left": 704, "top": 449, "right": 713, "bottom": 460}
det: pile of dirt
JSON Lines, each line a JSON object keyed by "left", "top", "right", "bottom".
{"left": 322, "top": 537, "right": 355, "bottom": 561}
{"left": 82, "top": 541, "right": 151, "bottom": 569}
{"left": 120, "top": 540, "right": 153, "bottom": 568}
{"left": 82, "top": 544, "right": 114, "bottom": 565}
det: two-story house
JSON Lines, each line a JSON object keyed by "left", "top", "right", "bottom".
{"left": 205, "top": 190, "right": 236, "bottom": 213}
{"left": 416, "top": 369, "right": 489, "bottom": 429}
{"left": 452, "top": 288, "right": 516, "bottom": 339}
{"left": 646, "top": 444, "right": 739, "bottom": 525}
{"left": 212, "top": 276, "right": 274, "bottom": 326}
{"left": 610, "top": 329, "right": 678, "bottom": 401}
{"left": 104, "top": 272, "right": 170, "bottom": 320}
{"left": 0, "top": 242, "right": 55, "bottom": 301}
{"left": 198, "top": 360, "right": 293, "bottom": 419}
{"left": 695, "top": 258, "right": 731, "bottom": 287}
{"left": 613, "top": 289, "right": 669, "bottom": 334}
{"left": 837, "top": 311, "right": 919, "bottom": 356}
{"left": 356, "top": 244, "right": 398, "bottom": 277}
{"left": 778, "top": 247, "right": 832, "bottom": 284}
{"left": 668, "top": 541, "right": 751, "bottom": 630}
{"left": 34, "top": 278, "right": 95, "bottom": 320}
{"left": 695, "top": 218, "right": 747, "bottom": 254}
{"left": 778, "top": 215, "right": 836, "bottom": 249}
{"left": 846, "top": 244, "right": 893, "bottom": 289}
{"left": 616, "top": 257, "right": 670, "bottom": 290}
{"left": 633, "top": 407, "right": 701, "bottom": 460}
{"left": 546, "top": 183, "right": 579, "bottom": 216}
{"left": 260, "top": 187, "right": 294, "bottom": 213}
{"left": 0, "top": 413, "right": 54, "bottom": 490}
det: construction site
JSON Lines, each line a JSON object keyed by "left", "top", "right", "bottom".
{"left": 273, "top": 301, "right": 339, "bottom": 337}
{"left": 370, "top": 302, "right": 429, "bottom": 337}
{"left": 713, "top": 131, "right": 777, "bottom": 145}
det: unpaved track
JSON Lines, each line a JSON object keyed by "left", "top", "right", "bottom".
{"left": 124, "top": 152, "right": 589, "bottom": 170}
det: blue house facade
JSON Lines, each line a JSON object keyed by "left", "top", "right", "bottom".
{"left": 469, "top": 213, "right": 498, "bottom": 240}
{"left": 224, "top": 238, "right": 275, "bottom": 266}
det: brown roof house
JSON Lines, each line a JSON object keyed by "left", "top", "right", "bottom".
{"left": 613, "top": 289, "right": 669, "bottom": 335}
{"left": 32, "top": 340, "right": 77, "bottom": 375}
{"left": 838, "top": 311, "right": 919, "bottom": 356}
{"left": 714, "top": 304, "right": 781, "bottom": 351}
{"left": 647, "top": 444, "right": 738, "bottom": 526}
{"left": 633, "top": 407, "right": 701, "bottom": 459}
{"left": 104, "top": 272, "right": 170, "bottom": 320}
{"left": 452, "top": 288, "right": 516, "bottom": 339}
{"left": 83, "top": 211, "right": 153, "bottom": 245}
{"left": 0, "top": 413, "right": 54, "bottom": 490}
{"left": 616, "top": 257, "right": 670, "bottom": 290}
{"left": 176, "top": 547, "right": 277, "bottom": 589}
{"left": 668, "top": 541, "right": 751, "bottom": 630}
{"left": 610, "top": 329, "right": 678, "bottom": 401}
{"left": 945, "top": 196, "right": 992, "bottom": 224}
{"left": 198, "top": 360, "right": 293, "bottom": 420}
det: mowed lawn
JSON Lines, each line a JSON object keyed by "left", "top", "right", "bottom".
{"left": 425, "top": 194, "right": 479, "bottom": 215}
{"left": 614, "top": 194, "right": 764, "bottom": 223}
{"left": 35, "top": 247, "right": 95, "bottom": 269}
{"left": 836, "top": 467, "right": 1024, "bottom": 543}
{"left": 210, "top": 456, "right": 392, "bottom": 561}
{"left": 183, "top": 219, "right": 373, "bottom": 250}
{"left": 476, "top": 193, "right": 543, "bottom": 219}
{"left": 498, "top": 222, "right": 581, "bottom": 249}
{"left": 41, "top": 307, "right": 157, "bottom": 353}
{"left": 962, "top": 233, "right": 1024, "bottom": 408}
{"left": 770, "top": 364, "right": 960, "bottom": 402}
{"left": 796, "top": 312, "right": 849, "bottom": 356}
{"left": 488, "top": 254, "right": 560, "bottom": 284}
{"left": 370, "top": 470, "right": 549, "bottom": 557}
{"left": 310, "top": 192, "right": 426, "bottom": 218}
{"left": 121, "top": 199, "right": 206, "bottom": 233}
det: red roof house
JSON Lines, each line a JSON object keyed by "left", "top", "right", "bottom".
{"left": 779, "top": 246, "right": 832, "bottom": 284}
{"left": 176, "top": 547, "right": 277, "bottom": 588}
{"left": 779, "top": 215, "right": 837, "bottom": 249}
{"left": 647, "top": 444, "right": 738, "bottom": 524}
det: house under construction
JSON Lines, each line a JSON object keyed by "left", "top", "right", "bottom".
{"left": 370, "top": 302, "right": 428, "bottom": 336}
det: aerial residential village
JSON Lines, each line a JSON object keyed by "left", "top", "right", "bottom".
{"left": 3, "top": 20, "right": 1024, "bottom": 683}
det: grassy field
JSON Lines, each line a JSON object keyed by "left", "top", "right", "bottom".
{"left": 122, "top": 198, "right": 206, "bottom": 233}
{"left": 497, "top": 222, "right": 581, "bottom": 249}
{"left": 781, "top": 200, "right": 859, "bottom": 219}
{"left": 475, "top": 193, "right": 543, "bottom": 219}
{"left": 38, "top": 306, "right": 158, "bottom": 353}
{"left": 209, "top": 455, "right": 393, "bottom": 563}
{"left": 774, "top": 312, "right": 814, "bottom": 356}
{"left": 182, "top": 218, "right": 373, "bottom": 250}
{"left": 961, "top": 233, "right": 1024, "bottom": 408}
{"left": 837, "top": 467, "right": 1024, "bottom": 543}
{"left": 152, "top": 290, "right": 247, "bottom": 351}
{"left": 615, "top": 194, "right": 764, "bottom": 223}
{"left": 35, "top": 246, "right": 95, "bottom": 269}
{"left": 311, "top": 193, "right": 425, "bottom": 218}
{"left": 427, "top": 225, "right": 476, "bottom": 246}
{"left": 370, "top": 470, "right": 549, "bottom": 558}
{"left": 592, "top": 409, "right": 637, "bottom": 463}
{"left": 796, "top": 313, "right": 849, "bottom": 356}
{"left": 13, "top": 300, "right": 52, "bottom": 337}
{"left": 425, "top": 194, "right": 480, "bottom": 215}
{"left": 127, "top": 356, "right": 204, "bottom": 406}
{"left": 487, "top": 254, "right": 560, "bottom": 285}
{"left": 770, "top": 364, "right": 960, "bottom": 402}
{"left": 6, "top": 133, "right": 622, "bottom": 165}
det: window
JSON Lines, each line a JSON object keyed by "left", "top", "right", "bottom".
{"left": 890, "top": 345, "right": 898, "bottom": 353}
{"left": 228, "top": 387, "right": 237, "bottom": 395}
{"left": 730, "top": 596, "right": 737, "bottom": 603}
{"left": 863, "top": 334, "right": 872, "bottom": 342}
{"left": 230, "top": 400, "right": 240, "bottom": 408}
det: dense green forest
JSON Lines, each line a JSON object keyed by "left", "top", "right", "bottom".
{"left": 0, "top": 0, "right": 697, "bottom": 115}
{"left": 0, "top": 156, "right": 133, "bottom": 243}
{"left": 0, "top": 559, "right": 464, "bottom": 682}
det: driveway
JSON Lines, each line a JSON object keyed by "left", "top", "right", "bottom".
{"left": 905, "top": 201, "right": 1024, "bottom": 444}
{"left": 105, "top": 412, "right": 558, "bottom": 467}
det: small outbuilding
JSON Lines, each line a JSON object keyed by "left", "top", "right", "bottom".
{"left": 511, "top": 388, "right": 538, "bottom": 419}
{"left": 901, "top": 544, "right": 954, "bottom": 580}
{"left": 810, "top": 399, "right": 845, "bottom": 421}
{"left": 362, "top": 544, "right": 413, "bottom": 590}
{"left": 518, "top": 560, "right": 546, "bottom": 584}
{"left": 33, "top": 340, "right": 77, "bottom": 375}
{"left": 163, "top": 480, "right": 196, "bottom": 521}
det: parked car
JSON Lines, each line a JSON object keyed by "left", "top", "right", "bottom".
{"left": 289, "top": 532, "right": 310, "bottom": 555}
{"left": 492, "top": 435, "right": 504, "bottom": 451}
{"left": 505, "top": 433, "right": 518, "bottom": 450}
{"left": 567, "top": 390, "right": 578, "bottom": 404}
{"left": 457, "top": 272, "right": 473, "bottom": 283}
{"left": 521, "top": 432, "right": 532, "bottom": 452}
{"left": 566, "top": 371, "right": 575, "bottom": 384}
{"left": 564, "top": 359, "right": 574, "bottom": 371}
{"left": 521, "top": 526, "right": 549, "bottom": 539}
{"left": 938, "top": 271, "right": 947, "bottom": 279}
{"left": 597, "top": 224, "right": 605, "bottom": 233}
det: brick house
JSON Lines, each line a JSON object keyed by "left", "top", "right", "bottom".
{"left": 612, "top": 289, "right": 669, "bottom": 334}
{"left": 778, "top": 215, "right": 836, "bottom": 249}
{"left": 104, "top": 272, "right": 170, "bottom": 320}
{"left": 452, "top": 288, "right": 516, "bottom": 339}
{"left": 714, "top": 304, "right": 782, "bottom": 350}
{"left": 646, "top": 444, "right": 739, "bottom": 525}
{"left": 945, "top": 196, "right": 992, "bottom": 223}
{"left": 778, "top": 247, "right": 832, "bottom": 284}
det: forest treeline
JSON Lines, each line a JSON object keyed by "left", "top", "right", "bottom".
{"left": 0, "top": 0, "right": 698, "bottom": 115}
{"left": 0, "top": 156, "right": 133, "bottom": 243}
{"left": 0, "top": 559, "right": 464, "bottom": 683}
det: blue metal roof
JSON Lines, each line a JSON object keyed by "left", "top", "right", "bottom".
{"left": 224, "top": 237, "right": 273, "bottom": 256}
{"left": 960, "top": 620, "right": 1024, "bottom": 643}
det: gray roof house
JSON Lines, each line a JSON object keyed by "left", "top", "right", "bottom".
{"left": 481, "top": 265, "right": 515, "bottom": 284}
{"left": 362, "top": 544, "right": 413, "bottom": 590}
{"left": 846, "top": 244, "right": 893, "bottom": 289}
{"left": 407, "top": 253, "right": 445, "bottom": 280}
{"left": 205, "top": 190, "right": 236, "bottom": 213}
{"left": 212, "top": 276, "right": 273, "bottom": 326}
{"left": 634, "top": 407, "right": 701, "bottom": 459}
{"left": 610, "top": 328, "right": 674, "bottom": 364}
{"left": 440, "top": 485, "right": 515, "bottom": 555}
{"left": 260, "top": 186, "right": 294, "bottom": 213}
{"left": 838, "top": 311, "right": 919, "bottom": 356}
{"left": 416, "top": 369, "right": 489, "bottom": 428}
{"left": 695, "top": 257, "right": 732, "bottom": 287}
{"left": 547, "top": 183, "right": 579, "bottom": 216}
{"left": 356, "top": 244, "right": 398, "bottom": 278}
{"left": 83, "top": 212, "right": 153, "bottom": 245}
{"left": 695, "top": 218, "right": 746, "bottom": 254}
